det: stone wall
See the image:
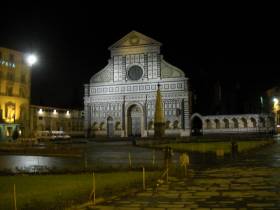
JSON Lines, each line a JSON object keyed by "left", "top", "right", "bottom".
{"left": 191, "top": 113, "right": 275, "bottom": 135}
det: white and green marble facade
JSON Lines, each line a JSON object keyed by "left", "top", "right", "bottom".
{"left": 84, "top": 31, "right": 190, "bottom": 137}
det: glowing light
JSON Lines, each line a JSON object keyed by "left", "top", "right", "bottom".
{"left": 26, "top": 54, "right": 38, "bottom": 66}
{"left": 66, "top": 110, "right": 70, "bottom": 117}
{"left": 38, "top": 108, "right": 43, "bottom": 115}
{"left": 273, "top": 98, "right": 279, "bottom": 105}
{"left": 53, "top": 109, "right": 57, "bottom": 115}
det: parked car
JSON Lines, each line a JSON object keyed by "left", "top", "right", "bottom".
{"left": 37, "top": 131, "right": 71, "bottom": 141}
{"left": 51, "top": 131, "right": 71, "bottom": 140}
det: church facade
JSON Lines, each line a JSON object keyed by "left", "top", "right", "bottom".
{"left": 84, "top": 31, "right": 191, "bottom": 137}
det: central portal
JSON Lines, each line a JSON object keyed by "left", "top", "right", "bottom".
{"left": 128, "top": 105, "right": 142, "bottom": 137}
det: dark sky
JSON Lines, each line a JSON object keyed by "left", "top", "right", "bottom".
{"left": 1, "top": 4, "right": 279, "bottom": 114}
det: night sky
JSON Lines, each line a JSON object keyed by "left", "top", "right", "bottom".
{"left": 0, "top": 5, "right": 279, "bottom": 114}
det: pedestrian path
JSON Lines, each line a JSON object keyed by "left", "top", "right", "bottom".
{"left": 90, "top": 166, "right": 280, "bottom": 210}
{"left": 82, "top": 141, "right": 280, "bottom": 210}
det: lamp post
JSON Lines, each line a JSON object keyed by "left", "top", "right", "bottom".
{"left": 273, "top": 97, "right": 279, "bottom": 133}
{"left": 24, "top": 53, "right": 38, "bottom": 137}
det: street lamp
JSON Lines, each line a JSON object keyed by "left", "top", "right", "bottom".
{"left": 273, "top": 97, "right": 279, "bottom": 113}
{"left": 26, "top": 54, "right": 38, "bottom": 67}
{"left": 273, "top": 97, "right": 279, "bottom": 105}
{"left": 273, "top": 97, "right": 280, "bottom": 132}
{"left": 23, "top": 53, "right": 38, "bottom": 138}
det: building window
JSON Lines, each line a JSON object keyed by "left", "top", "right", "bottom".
{"left": 21, "top": 74, "right": 26, "bottom": 83}
{"left": 20, "top": 87, "right": 26, "bottom": 98}
{"left": 8, "top": 54, "right": 15, "bottom": 69}
{"left": 7, "top": 71, "right": 14, "bottom": 81}
{"left": 7, "top": 86, "right": 13, "bottom": 96}
{"left": 9, "top": 54, "right": 14, "bottom": 63}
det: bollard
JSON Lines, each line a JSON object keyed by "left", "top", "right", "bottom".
{"left": 84, "top": 152, "right": 88, "bottom": 170}
{"left": 128, "top": 152, "right": 132, "bottom": 168}
{"left": 216, "top": 149, "right": 224, "bottom": 157}
{"left": 142, "top": 167, "right": 146, "bottom": 190}
{"left": 166, "top": 167, "right": 169, "bottom": 183}
{"left": 152, "top": 150, "right": 155, "bottom": 166}
{"left": 89, "top": 172, "right": 96, "bottom": 205}
{"left": 93, "top": 172, "right": 96, "bottom": 205}
{"left": 180, "top": 153, "right": 190, "bottom": 177}
{"left": 13, "top": 184, "right": 17, "bottom": 210}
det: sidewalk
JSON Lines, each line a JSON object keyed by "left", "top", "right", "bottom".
{"left": 86, "top": 166, "right": 280, "bottom": 210}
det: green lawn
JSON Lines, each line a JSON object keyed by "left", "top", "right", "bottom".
{"left": 150, "top": 140, "right": 275, "bottom": 154}
{"left": 0, "top": 171, "right": 159, "bottom": 210}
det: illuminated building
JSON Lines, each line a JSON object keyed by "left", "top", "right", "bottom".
{"left": 30, "top": 105, "right": 84, "bottom": 137}
{"left": 84, "top": 31, "right": 191, "bottom": 137}
{"left": 0, "top": 47, "right": 84, "bottom": 141}
{"left": 0, "top": 47, "right": 30, "bottom": 140}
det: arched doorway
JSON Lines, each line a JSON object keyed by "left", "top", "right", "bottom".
{"left": 191, "top": 115, "right": 203, "bottom": 136}
{"left": 107, "top": 116, "right": 114, "bottom": 137}
{"left": 127, "top": 105, "right": 143, "bottom": 137}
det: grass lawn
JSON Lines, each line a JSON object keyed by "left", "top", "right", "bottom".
{"left": 149, "top": 140, "right": 275, "bottom": 154}
{"left": 0, "top": 171, "right": 159, "bottom": 210}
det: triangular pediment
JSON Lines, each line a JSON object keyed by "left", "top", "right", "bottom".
{"left": 109, "top": 31, "right": 162, "bottom": 50}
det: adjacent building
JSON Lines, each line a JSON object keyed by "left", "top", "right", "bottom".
{"left": 190, "top": 113, "right": 275, "bottom": 135}
{"left": 30, "top": 105, "right": 84, "bottom": 137}
{"left": 84, "top": 31, "right": 191, "bottom": 137}
{"left": 0, "top": 47, "right": 84, "bottom": 141}
{"left": 0, "top": 47, "right": 31, "bottom": 140}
